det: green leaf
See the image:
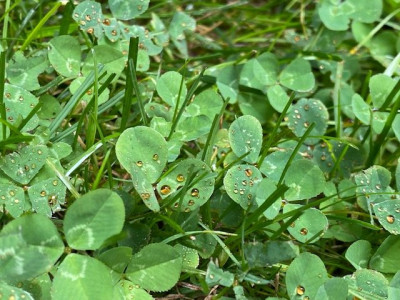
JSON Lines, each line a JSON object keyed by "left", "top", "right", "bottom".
{"left": 345, "top": 240, "right": 372, "bottom": 269}
{"left": 238, "top": 91, "right": 273, "bottom": 124}
{"left": 0, "top": 214, "right": 64, "bottom": 282}
{"left": 7, "top": 51, "right": 48, "bottom": 91}
{"left": 116, "top": 126, "right": 167, "bottom": 183}
{"left": 318, "top": 0, "right": 350, "bottom": 31}
{"left": 266, "top": 84, "right": 290, "bottom": 113}
{"left": 369, "top": 75, "right": 397, "bottom": 109}
{"left": 287, "top": 98, "right": 329, "bottom": 144}
{"left": 370, "top": 235, "right": 400, "bottom": 273}
{"left": 115, "top": 280, "right": 153, "bottom": 300}
{"left": 168, "top": 12, "right": 196, "bottom": 57}
{"left": 98, "top": 246, "right": 132, "bottom": 274}
{"left": 82, "top": 45, "right": 125, "bottom": 76}
{"left": 284, "top": 159, "right": 326, "bottom": 201}
{"left": 0, "top": 145, "right": 48, "bottom": 185}
{"left": 156, "top": 158, "right": 215, "bottom": 212}
{"left": 239, "top": 52, "right": 278, "bottom": 92}
{"left": 355, "top": 165, "right": 393, "bottom": 211}
{"left": 279, "top": 58, "right": 315, "bottom": 92}
{"left": 286, "top": 252, "right": 328, "bottom": 300}
{"left": 229, "top": 115, "right": 262, "bottom": 163}
{"left": 344, "top": 269, "right": 389, "bottom": 300}
{"left": 64, "top": 189, "right": 125, "bottom": 250}
{"left": 373, "top": 200, "right": 400, "bottom": 235}
{"left": 0, "top": 282, "right": 34, "bottom": 300}
{"left": 28, "top": 177, "right": 66, "bottom": 217}
{"left": 0, "top": 184, "right": 26, "bottom": 217}
{"left": 126, "top": 243, "right": 182, "bottom": 292}
{"left": 352, "top": 93, "right": 371, "bottom": 124}
{"left": 314, "top": 277, "right": 348, "bottom": 300}
{"left": 205, "top": 261, "right": 234, "bottom": 287}
{"left": 186, "top": 89, "right": 223, "bottom": 119}
{"left": 174, "top": 244, "right": 199, "bottom": 269}
{"left": 51, "top": 254, "right": 114, "bottom": 300}
{"left": 284, "top": 205, "right": 329, "bottom": 243}
{"left": 224, "top": 164, "right": 262, "bottom": 209}
{"left": 156, "top": 71, "right": 187, "bottom": 107}
{"left": 109, "top": 0, "right": 149, "bottom": 20}
{"left": 48, "top": 35, "right": 81, "bottom": 78}
{"left": 346, "top": 0, "right": 383, "bottom": 23}
{"left": 216, "top": 65, "right": 240, "bottom": 103}
{"left": 72, "top": 0, "right": 104, "bottom": 38}
{"left": 244, "top": 241, "right": 299, "bottom": 268}
{"left": 4, "top": 84, "right": 39, "bottom": 131}
{"left": 255, "top": 178, "right": 282, "bottom": 219}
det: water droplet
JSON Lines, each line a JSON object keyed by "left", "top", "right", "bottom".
{"left": 296, "top": 285, "right": 305, "bottom": 295}
{"left": 19, "top": 96, "right": 24, "bottom": 101}
{"left": 184, "top": 208, "right": 190, "bottom": 212}
{"left": 152, "top": 154, "right": 159, "bottom": 160}
{"left": 176, "top": 174, "right": 185, "bottom": 182}
{"left": 294, "top": 109, "right": 299, "bottom": 114}
{"left": 1, "top": 195, "right": 5, "bottom": 200}
{"left": 37, "top": 150, "right": 43, "bottom": 155}
{"left": 87, "top": 28, "right": 94, "bottom": 34}
{"left": 244, "top": 169, "right": 252, "bottom": 177}
{"left": 141, "top": 193, "right": 150, "bottom": 200}
{"left": 136, "top": 161, "right": 143, "bottom": 167}
{"left": 24, "top": 165, "right": 29, "bottom": 171}
{"left": 40, "top": 191, "right": 47, "bottom": 197}
{"left": 242, "top": 180, "right": 247, "bottom": 186}
{"left": 320, "top": 155, "right": 326, "bottom": 161}
{"left": 303, "top": 121, "right": 310, "bottom": 128}
{"left": 296, "top": 114, "right": 301, "bottom": 119}
{"left": 14, "top": 199, "right": 19, "bottom": 204}
{"left": 31, "top": 163, "right": 36, "bottom": 169}
{"left": 85, "top": 15, "right": 91, "bottom": 21}
{"left": 395, "top": 208, "right": 400, "bottom": 213}
{"left": 191, "top": 188, "right": 199, "bottom": 197}
{"left": 320, "top": 142, "right": 327, "bottom": 148}
{"left": 233, "top": 189, "right": 238, "bottom": 194}
{"left": 103, "top": 18, "right": 110, "bottom": 25}
{"left": 304, "top": 296, "right": 310, "bottom": 300}
{"left": 53, "top": 180, "right": 58, "bottom": 186}
{"left": 111, "top": 30, "right": 117, "bottom": 36}
{"left": 9, "top": 190, "right": 15, "bottom": 196}
{"left": 160, "top": 185, "right": 171, "bottom": 195}
{"left": 386, "top": 215, "right": 395, "bottom": 224}
{"left": 137, "top": 5, "right": 142, "bottom": 10}
{"left": 80, "top": 20, "right": 86, "bottom": 26}
{"left": 5, "top": 92, "right": 11, "bottom": 98}
{"left": 300, "top": 228, "right": 308, "bottom": 235}
{"left": 247, "top": 194, "right": 252, "bottom": 200}
{"left": 48, "top": 195, "right": 57, "bottom": 205}
{"left": 188, "top": 200, "right": 195, "bottom": 206}
{"left": 303, "top": 104, "right": 310, "bottom": 111}
{"left": 290, "top": 222, "right": 295, "bottom": 228}
{"left": 375, "top": 184, "right": 381, "bottom": 190}
{"left": 173, "top": 202, "right": 179, "bottom": 208}
{"left": 239, "top": 189, "right": 245, "bottom": 195}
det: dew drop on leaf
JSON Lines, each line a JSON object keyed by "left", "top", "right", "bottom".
{"left": 152, "top": 154, "right": 159, "bottom": 161}
{"left": 191, "top": 188, "right": 199, "bottom": 197}
{"left": 386, "top": 215, "right": 395, "bottom": 224}
{"left": 296, "top": 285, "right": 305, "bottom": 295}
{"left": 40, "top": 191, "right": 47, "bottom": 197}
{"left": 176, "top": 174, "right": 185, "bottom": 182}
{"left": 300, "top": 228, "right": 308, "bottom": 235}
{"left": 136, "top": 161, "right": 143, "bottom": 167}
{"left": 160, "top": 185, "right": 171, "bottom": 195}
{"left": 141, "top": 193, "right": 150, "bottom": 200}
{"left": 244, "top": 169, "right": 252, "bottom": 177}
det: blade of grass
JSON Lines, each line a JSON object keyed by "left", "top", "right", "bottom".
{"left": 258, "top": 92, "right": 295, "bottom": 166}
{"left": 128, "top": 58, "right": 148, "bottom": 126}
{"left": 332, "top": 60, "right": 343, "bottom": 137}
{"left": 17, "top": 102, "right": 42, "bottom": 131}
{"left": 48, "top": 66, "right": 104, "bottom": 137}
{"left": 366, "top": 90, "right": 400, "bottom": 166}
{"left": 277, "top": 123, "right": 315, "bottom": 186}
{"left": 0, "top": 51, "right": 6, "bottom": 140}
{"left": 20, "top": 2, "right": 62, "bottom": 52}
{"left": 167, "top": 69, "right": 205, "bottom": 140}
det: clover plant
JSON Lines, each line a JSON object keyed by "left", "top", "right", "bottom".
{"left": 0, "top": 0, "right": 399, "bottom": 299}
